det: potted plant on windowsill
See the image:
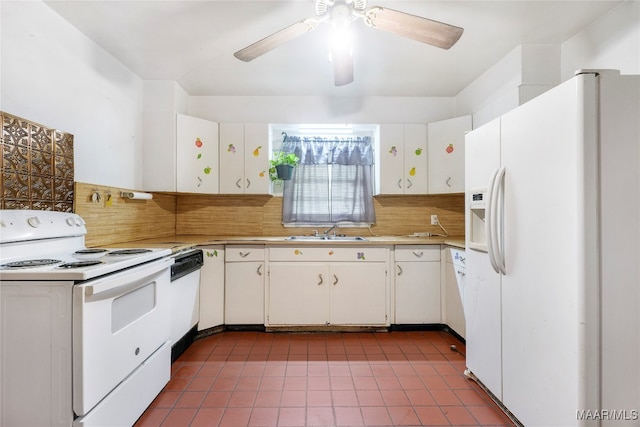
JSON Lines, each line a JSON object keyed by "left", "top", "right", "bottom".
{"left": 269, "top": 151, "right": 300, "bottom": 181}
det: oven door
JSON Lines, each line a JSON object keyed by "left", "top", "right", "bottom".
{"left": 72, "top": 257, "right": 173, "bottom": 416}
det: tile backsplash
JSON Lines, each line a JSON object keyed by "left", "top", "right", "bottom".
{"left": 1, "top": 111, "right": 74, "bottom": 212}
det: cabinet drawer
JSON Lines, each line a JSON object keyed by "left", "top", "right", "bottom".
{"left": 394, "top": 245, "right": 440, "bottom": 262}
{"left": 225, "top": 246, "right": 265, "bottom": 261}
{"left": 269, "top": 246, "right": 388, "bottom": 262}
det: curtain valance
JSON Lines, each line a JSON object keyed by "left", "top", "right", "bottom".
{"left": 282, "top": 136, "right": 373, "bottom": 166}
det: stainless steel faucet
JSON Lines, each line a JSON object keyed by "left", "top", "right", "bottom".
{"left": 323, "top": 224, "right": 339, "bottom": 236}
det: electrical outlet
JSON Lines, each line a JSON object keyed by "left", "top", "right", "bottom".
{"left": 431, "top": 214, "right": 438, "bottom": 225}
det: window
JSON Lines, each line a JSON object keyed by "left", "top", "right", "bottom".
{"left": 280, "top": 133, "right": 376, "bottom": 226}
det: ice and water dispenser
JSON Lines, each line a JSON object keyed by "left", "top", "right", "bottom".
{"left": 468, "top": 190, "right": 487, "bottom": 252}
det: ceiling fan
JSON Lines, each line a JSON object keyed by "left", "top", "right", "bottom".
{"left": 234, "top": 0, "right": 464, "bottom": 86}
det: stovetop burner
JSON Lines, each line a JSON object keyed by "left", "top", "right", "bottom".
{"left": 108, "top": 249, "right": 153, "bottom": 256}
{"left": 1, "top": 259, "right": 62, "bottom": 269}
{"left": 58, "top": 260, "right": 103, "bottom": 269}
{"left": 75, "top": 249, "right": 109, "bottom": 255}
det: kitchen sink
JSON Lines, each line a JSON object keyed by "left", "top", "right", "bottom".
{"left": 285, "top": 235, "right": 368, "bottom": 242}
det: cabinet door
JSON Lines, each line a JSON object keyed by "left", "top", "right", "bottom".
{"left": 243, "top": 123, "right": 270, "bottom": 194}
{"left": 219, "top": 123, "right": 246, "bottom": 194}
{"left": 395, "top": 261, "right": 441, "bottom": 323}
{"left": 444, "top": 261, "right": 465, "bottom": 338}
{"left": 176, "top": 114, "right": 219, "bottom": 193}
{"left": 378, "top": 124, "right": 405, "bottom": 194}
{"left": 268, "top": 263, "right": 330, "bottom": 325}
{"left": 225, "top": 261, "right": 264, "bottom": 324}
{"left": 428, "top": 115, "right": 472, "bottom": 194}
{"left": 330, "top": 263, "right": 387, "bottom": 325}
{"left": 403, "top": 124, "right": 428, "bottom": 194}
{"left": 198, "top": 246, "right": 224, "bottom": 330}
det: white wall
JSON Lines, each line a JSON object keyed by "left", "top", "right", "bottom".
{"left": 561, "top": 0, "right": 640, "bottom": 79}
{"left": 456, "top": 1, "right": 639, "bottom": 127}
{"left": 188, "top": 95, "right": 456, "bottom": 125}
{"left": 1, "top": 1, "right": 144, "bottom": 189}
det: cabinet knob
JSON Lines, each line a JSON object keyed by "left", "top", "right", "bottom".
{"left": 246, "top": 178, "right": 251, "bottom": 188}
{"left": 318, "top": 274, "right": 324, "bottom": 286}
{"left": 397, "top": 265, "right": 403, "bottom": 276}
{"left": 446, "top": 177, "right": 452, "bottom": 187}
{"left": 397, "top": 179, "right": 402, "bottom": 189}
{"left": 235, "top": 178, "right": 242, "bottom": 188}
{"left": 333, "top": 274, "right": 339, "bottom": 285}
{"left": 412, "top": 251, "right": 424, "bottom": 258}
{"left": 257, "top": 264, "right": 263, "bottom": 276}
{"left": 239, "top": 251, "right": 250, "bottom": 258}
{"left": 407, "top": 179, "right": 413, "bottom": 189}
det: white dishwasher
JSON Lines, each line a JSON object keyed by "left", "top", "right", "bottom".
{"left": 169, "top": 248, "right": 204, "bottom": 362}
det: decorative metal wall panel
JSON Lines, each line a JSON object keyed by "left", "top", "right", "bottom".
{"left": 1, "top": 112, "right": 74, "bottom": 212}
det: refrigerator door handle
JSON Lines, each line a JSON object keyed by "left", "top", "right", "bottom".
{"left": 485, "top": 168, "right": 501, "bottom": 273}
{"left": 493, "top": 167, "right": 506, "bottom": 275}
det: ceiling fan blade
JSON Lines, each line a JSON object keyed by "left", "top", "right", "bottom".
{"left": 234, "top": 19, "right": 319, "bottom": 62}
{"left": 365, "top": 7, "right": 463, "bottom": 50}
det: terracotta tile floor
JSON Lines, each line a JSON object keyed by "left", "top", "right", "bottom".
{"left": 135, "top": 331, "right": 515, "bottom": 427}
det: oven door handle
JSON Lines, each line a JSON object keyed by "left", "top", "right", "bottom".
{"left": 84, "top": 257, "right": 174, "bottom": 297}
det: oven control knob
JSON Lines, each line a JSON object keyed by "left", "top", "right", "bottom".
{"left": 75, "top": 217, "right": 84, "bottom": 226}
{"left": 27, "top": 216, "right": 41, "bottom": 228}
{"left": 66, "top": 217, "right": 76, "bottom": 226}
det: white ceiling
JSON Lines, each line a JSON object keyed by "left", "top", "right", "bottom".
{"left": 43, "top": 0, "right": 622, "bottom": 97}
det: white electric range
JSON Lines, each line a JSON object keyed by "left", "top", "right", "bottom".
{"left": 0, "top": 209, "right": 174, "bottom": 427}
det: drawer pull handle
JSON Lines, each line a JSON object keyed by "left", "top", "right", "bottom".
{"left": 318, "top": 274, "right": 323, "bottom": 285}
{"left": 246, "top": 178, "right": 251, "bottom": 188}
{"left": 333, "top": 274, "right": 339, "bottom": 285}
{"left": 239, "top": 251, "right": 250, "bottom": 258}
{"left": 446, "top": 177, "right": 452, "bottom": 187}
{"left": 397, "top": 179, "right": 402, "bottom": 189}
{"left": 412, "top": 251, "right": 424, "bottom": 258}
{"left": 407, "top": 179, "right": 413, "bottom": 189}
{"left": 235, "top": 178, "right": 242, "bottom": 188}
{"left": 257, "top": 265, "right": 263, "bottom": 276}
{"left": 397, "top": 265, "right": 403, "bottom": 276}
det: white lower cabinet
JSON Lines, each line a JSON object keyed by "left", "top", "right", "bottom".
{"left": 267, "top": 247, "right": 390, "bottom": 326}
{"left": 394, "top": 246, "right": 441, "bottom": 324}
{"left": 224, "top": 246, "right": 265, "bottom": 325}
{"left": 444, "top": 248, "right": 466, "bottom": 338}
{"left": 198, "top": 246, "right": 225, "bottom": 330}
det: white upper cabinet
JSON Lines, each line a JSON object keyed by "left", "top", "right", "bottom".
{"left": 176, "top": 114, "right": 219, "bottom": 193}
{"left": 142, "top": 113, "right": 219, "bottom": 193}
{"left": 219, "top": 123, "right": 270, "bottom": 194}
{"left": 377, "top": 124, "right": 428, "bottom": 194}
{"left": 427, "top": 115, "right": 472, "bottom": 194}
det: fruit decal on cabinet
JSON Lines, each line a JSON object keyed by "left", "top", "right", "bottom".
{"left": 357, "top": 252, "right": 366, "bottom": 260}
{"left": 193, "top": 137, "right": 212, "bottom": 186}
{"left": 388, "top": 146, "right": 398, "bottom": 156}
{"left": 446, "top": 144, "right": 454, "bottom": 154}
{"left": 409, "top": 167, "right": 416, "bottom": 176}
{"left": 206, "top": 250, "right": 218, "bottom": 257}
{"left": 227, "top": 143, "right": 236, "bottom": 153}
{"left": 253, "top": 146, "right": 262, "bottom": 156}
{"left": 415, "top": 148, "right": 423, "bottom": 155}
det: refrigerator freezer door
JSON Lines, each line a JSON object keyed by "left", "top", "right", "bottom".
{"left": 464, "top": 118, "right": 503, "bottom": 400}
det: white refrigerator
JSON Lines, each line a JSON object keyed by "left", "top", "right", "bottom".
{"left": 464, "top": 70, "right": 640, "bottom": 427}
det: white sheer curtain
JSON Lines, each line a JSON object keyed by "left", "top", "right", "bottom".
{"left": 282, "top": 136, "right": 375, "bottom": 225}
